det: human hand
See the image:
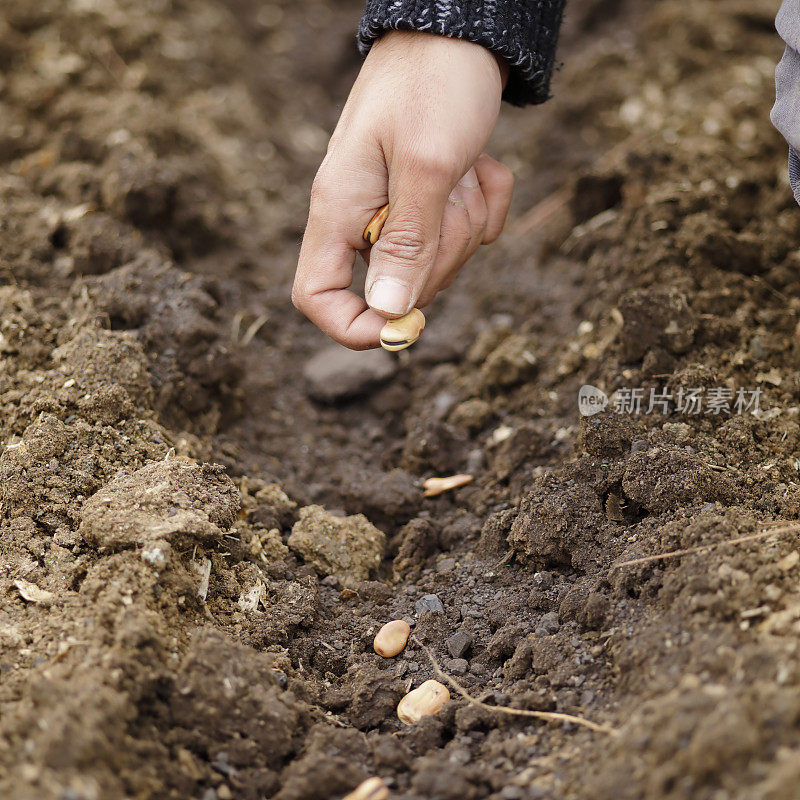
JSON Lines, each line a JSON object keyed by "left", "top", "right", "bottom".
{"left": 292, "top": 31, "right": 514, "bottom": 349}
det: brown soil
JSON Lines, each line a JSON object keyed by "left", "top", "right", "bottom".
{"left": 0, "top": 0, "right": 798, "bottom": 798}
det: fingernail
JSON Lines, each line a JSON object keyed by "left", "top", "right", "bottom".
{"left": 367, "top": 278, "right": 412, "bottom": 316}
{"left": 458, "top": 169, "right": 479, "bottom": 189}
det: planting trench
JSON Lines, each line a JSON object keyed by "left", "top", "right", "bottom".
{"left": 1, "top": 0, "right": 800, "bottom": 798}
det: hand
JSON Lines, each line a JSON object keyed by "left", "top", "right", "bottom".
{"left": 292, "top": 31, "right": 514, "bottom": 349}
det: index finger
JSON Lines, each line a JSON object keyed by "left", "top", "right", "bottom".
{"left": 292, "top": 209, "right": 386, "bottom": 350}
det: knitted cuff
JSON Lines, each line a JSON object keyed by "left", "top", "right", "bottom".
{"left": 790, "top": 146, "right": 800, "bottom": 206}
{"left": 357, "top": 0, "right": 565, "bottom": 106}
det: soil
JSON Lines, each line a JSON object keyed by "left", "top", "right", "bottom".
{"left": 0, "top": 0, "right": 798, "bottom": 798}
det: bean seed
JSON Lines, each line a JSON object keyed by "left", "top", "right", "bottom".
{"left": 363, "top": 203, "right": 390, "bottom": 245}
{"left": 374, "top": 619, "right": 411, "bottom": 657}
{"left": 423, "top": 474, "right": 474, "bottom": 498}
{"left": 342, "top": 777, "right": 389, "bottom": 800}
{"left": 379, "top": 308, "right": 426, "bottom": 352}
{"left": 397, "top": 679, "right": 450, "bottom": 724}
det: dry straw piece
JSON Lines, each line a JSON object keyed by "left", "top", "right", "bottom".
{"left": 397, "top": 679, "right": 451, "bottom": 724}
{"left": 342, "top": 777, "right": 389, "bottom": 800}
{"left": 423, "top": 474, "right": 474, "bottom": 498}
{"left": 412, "top": 635, "right": 616, "bottom": 735}
{"left": 373, "top": 619, "right": 411, "bottom": 657}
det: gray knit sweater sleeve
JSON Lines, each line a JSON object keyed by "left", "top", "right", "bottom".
{"left": 357, "top": 0, "right": 566, "bottom": 106}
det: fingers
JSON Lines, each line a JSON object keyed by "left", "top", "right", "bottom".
{"left": 474, "top": 153, "right": 514, "bottom": 243}
{"left": 416, "top": 193, "right": 472, "bottom": 307}
{"left": 292, "top": 176, "right": 387, "bottom": 350}
{"left": 292, "top": 154, "right": 514, "bottom": 348}
{"left": 364, "top": 163, "right": 450, "bottom": 318}
{"left": 416, "top": 167, "right": 487, "bottom": 307}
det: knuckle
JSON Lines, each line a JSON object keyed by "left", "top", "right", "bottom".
{"left": 309, "top": 171, "right": 337, "bottom": 209}
{"left": 474, "top": 207, "right": 489, "bottom": 235}
{"left": 411, "top": 147, "right": 458, "bottom": 183}
{"left": 376, "top": 228, "right": 431, "bottom": 267}
{"left": 291, "top": 282, "right": 309, "bottom": 314}
{"left": 497, "top": 162, "right": 515, "bottom": 192}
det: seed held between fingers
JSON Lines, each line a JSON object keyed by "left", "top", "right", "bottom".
{"left": 397, "top": 679, "right": 450, "bottom": 724}
{"left": 363, "top": 202, "right": 426, "bottom": 352}
{"left": 342, "top": 777, "right": 389, "bottom": 800}
{"left": 373, "top": 619, "right": 411, "bottom": 657}
{"left": 379, "top": 308, "right": 426, "bottom": 352}
{"left": 363, "top": 203, "right": 390, "bottom": 244}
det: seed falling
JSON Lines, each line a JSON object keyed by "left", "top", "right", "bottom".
{"left": 397, "top": 679, "right": 450, "bottom": 724}
{"left": 373, "top": 619, "right": 411, "bottom": 657}
{"left": 423, "top": 474, "right": 474, "bottom": 498}
{"left": 342, "top": 777, "right": 389, "bottom": 800}
{"left": 379, "top": 308, "right": 426, "bottom": 352}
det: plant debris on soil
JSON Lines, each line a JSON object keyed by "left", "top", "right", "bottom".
{"left": 1, "top": 0, "right": 799, "bottom": 798}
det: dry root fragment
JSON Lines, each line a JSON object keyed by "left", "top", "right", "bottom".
{"left": 423, "top": 474, "right": 474, "bottom": 498}
{"left": 397, "top": 679, "right": 450, "bottom": 724}
{"left": 379, "top": 309, "right": 426, "bottom": 352}
{"left": 14, "top": 579, "right": 55, "bottom": 605}
{"left": 342, "top": 777, "right": 389, "bottom": 800}
{"left": 373, "top": 620, "right": 411, "bottom": 657}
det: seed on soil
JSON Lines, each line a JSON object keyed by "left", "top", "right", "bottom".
{"left": 14, "top": 579, "right": 55, "bottom": 605}
{"left": 423, "top": 474, "right": 474, "bottom": 497}
{"left": 397, "top": 679, "right": 450, "bottom": 724}
{"left": 379, "top": 308, "right": 426, "bottom": 352}
{"left": 342, "top": 777, "right": 389, "bottom": 800}
{"left": 373, "top": 619, "right": 411, "bottom": 657}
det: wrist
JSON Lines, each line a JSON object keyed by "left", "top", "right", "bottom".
{"left": 372, "top": 30, "right": 505, "bottom": 95}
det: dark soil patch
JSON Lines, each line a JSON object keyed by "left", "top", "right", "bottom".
{"left": 0, "top": 1, "right": 796, "bottom": 799}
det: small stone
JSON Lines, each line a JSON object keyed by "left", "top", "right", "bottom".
{"left": 630, "top": 438, "right": 649, "bottom": 454}
{"left": 536, "top": 611, "right": 560, "bottom": 636}
{"left": 415, "top": 594, "right": 444, "bottom": 615}
{"left": 445, "top": 658, "right": 469, "bottom": 676}
{"left": 288, "top": 505, "right": 385, "bottom": 585}
{"left": 446, "top": 630, "right": 473, "bottom": 659}
{"left": 437, "top": 558, "right": 456, "bottom": 573}
{"left": 466, "top": 448, "right": 486, "bottom": 474}
{"left": 303, "top": 345, "right": 396, "bottom": 402}
{"left": 533, "top": 571, "right": 554, "bottom": 589}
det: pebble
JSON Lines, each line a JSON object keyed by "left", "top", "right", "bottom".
{"left": 446, "top": 630, "right": 473, "bottom": 659}
{"left": 445, "top": 658, "right": 469, "bottom": 676}
{"left": 437, "top": 558, "right": 456, "bottom": 573}
{"left": 533, "top": 571, "right": 554, "bottom": 590}
{"left": 415, "top": 594, "right": 445, "bottom": 615}
{"left": 303, "top": 345, "right": 396, "bottom": 402}
{"left": 630, "top": 438, "right": 649, "bottom": 454}
{"left": 466, "top": 448, "right": 486, "bottom": 474}
{"left": 536, "top": 611, "right": 560, "bottom": 636}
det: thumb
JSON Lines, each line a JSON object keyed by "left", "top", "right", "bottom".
{"left": 365, "top": 174, "right": 447, "bottom": 318}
